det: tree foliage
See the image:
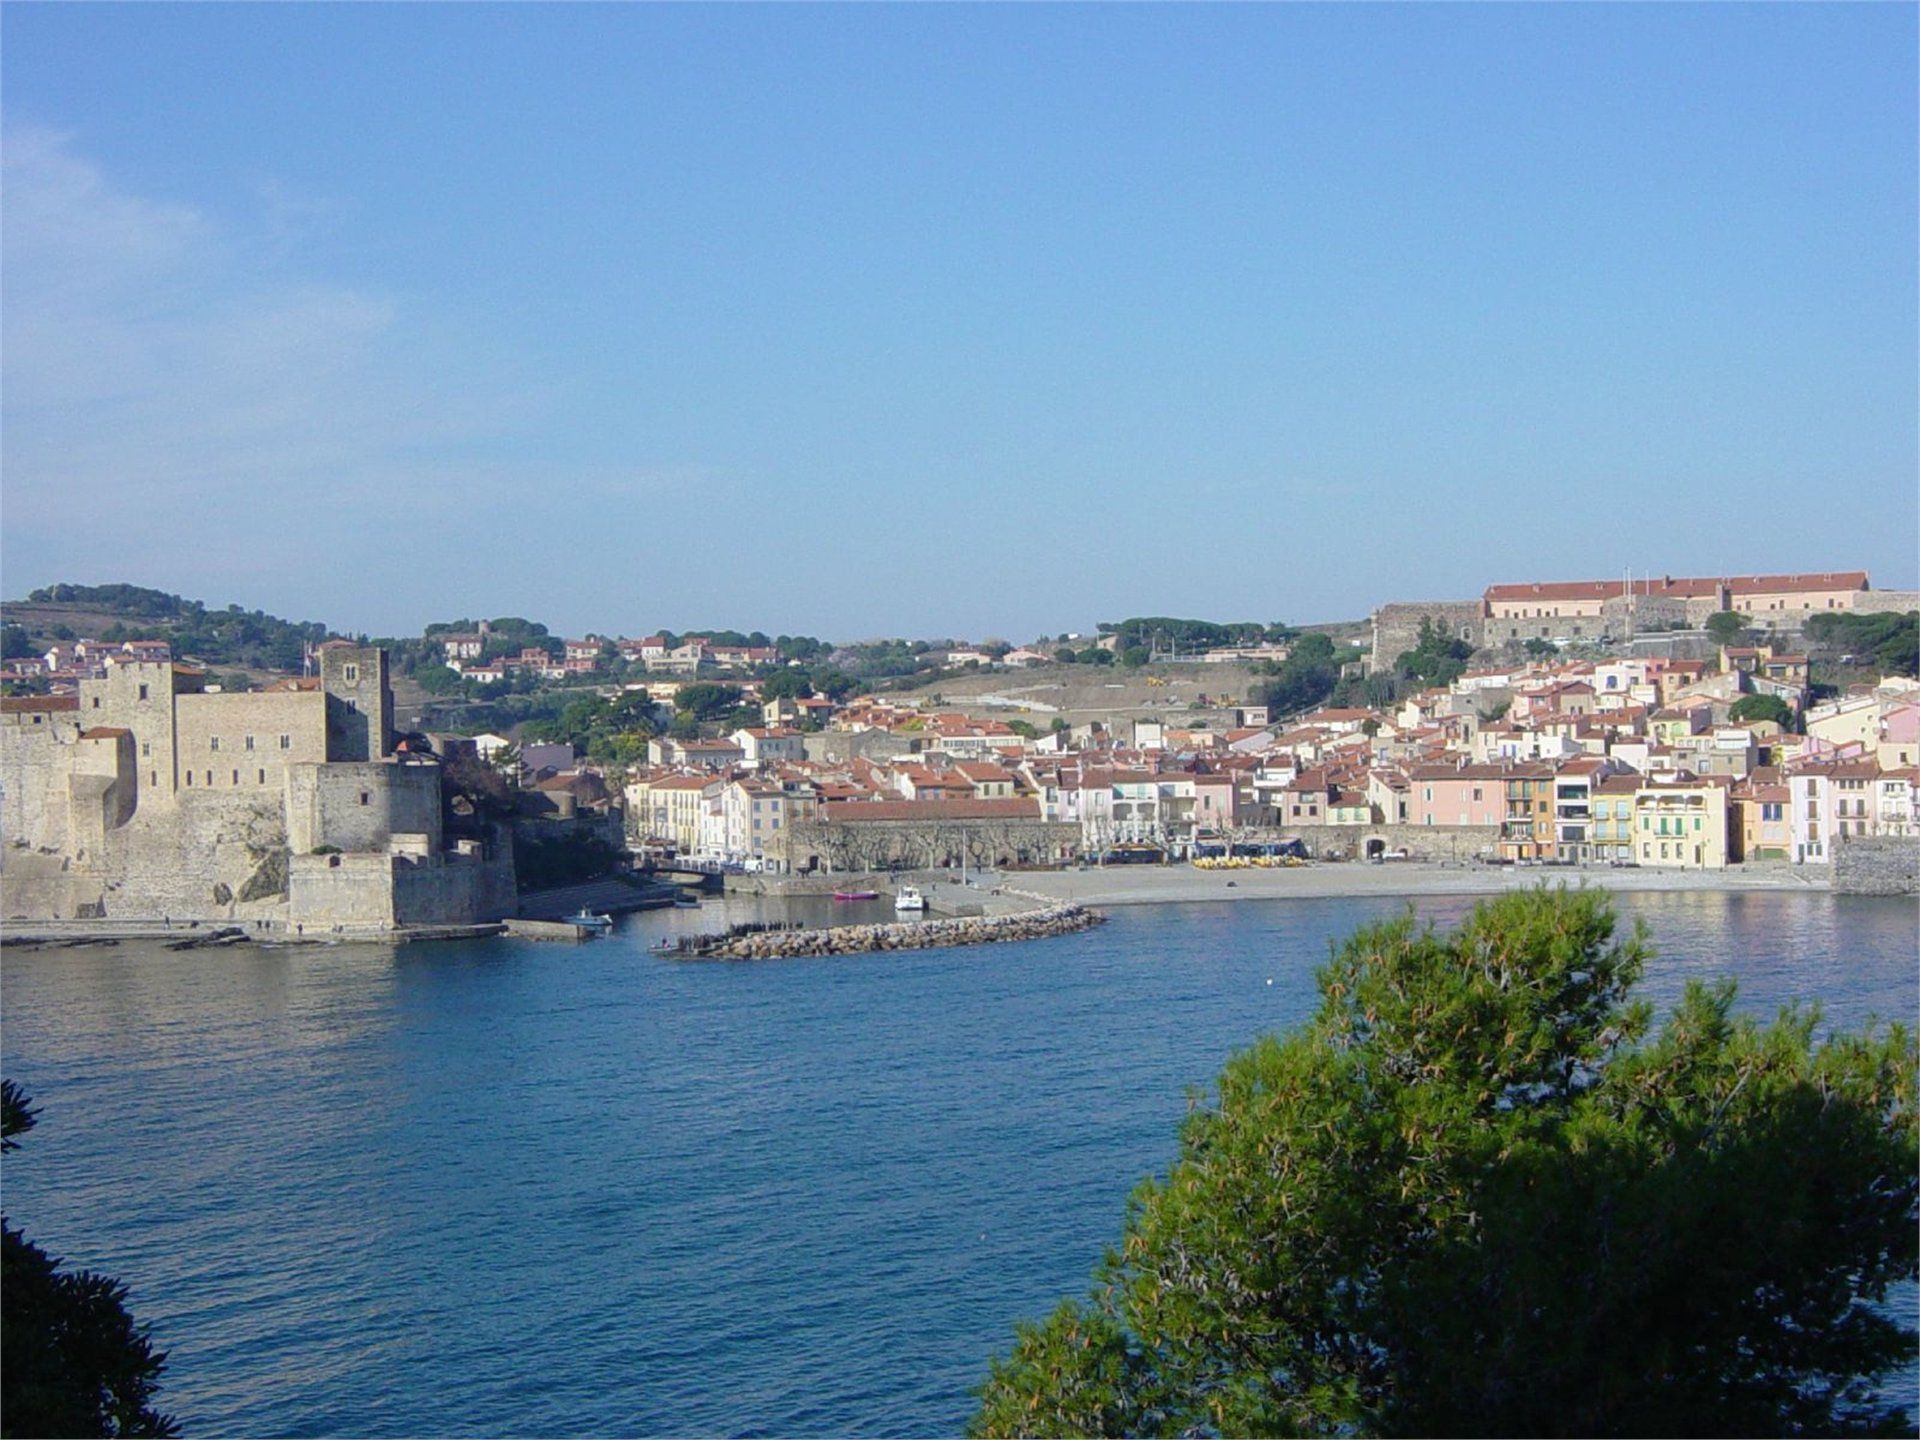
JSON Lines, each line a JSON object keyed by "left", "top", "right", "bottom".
{"left": 973, "top": 889, "right": 1918, "bottom": 1439}
{"left": 1729, "top": 693, "right": 1795, "bottom": 730}
{"left": 509, "top": 690, "right": 663, "bottom": 764}
{"left": 1097, "top": 618, "right": 1297, "bottom": 656}
{"left": 1253, "top": 632, "right": 1341, "bottom": 717}
{"left": 2, "top": 1080, "right": 178, "bottom": 1438}
{"left": 20, "top": 584, "right": 329, "bottom": 671}
{"left": 1705, "top": 610, "right": 1752, "bottom": 646}
{"left": 1395, "top": 615, "right": 1474, "bottom": 688}
{"left": 1805, "top": 612, "right": 1919, "bottom": 679}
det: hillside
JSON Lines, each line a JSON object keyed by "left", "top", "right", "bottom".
{"left": 2, "top": 583, "right": 333, "bottom": 672}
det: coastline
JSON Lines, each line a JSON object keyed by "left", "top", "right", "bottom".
{"left": 1000, "top": 862, "right": 1832, "bottom": 908}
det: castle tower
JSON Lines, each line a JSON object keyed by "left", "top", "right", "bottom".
{"left": 319, "top": 644, "right": 392, "bottom": 762}
{"left": 76, "top": 659, "right": 203, "bottom": 804}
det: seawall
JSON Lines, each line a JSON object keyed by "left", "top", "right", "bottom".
{"left": 668, "top": 899, "right": 1103, "bottom": 961}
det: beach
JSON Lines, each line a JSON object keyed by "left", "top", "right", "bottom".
{"left": 1000, "top": 861, "right": 1831, "bottom": 908}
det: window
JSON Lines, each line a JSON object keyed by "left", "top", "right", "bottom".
{"left": 258, "top": 769, "right": 267, "bottom": 784}
{"left": 245, "top": 735, "right": 255, "bottom": 751}
{"left": 280, "top": 735, "right": 291, "bottom": 750}
{"left": 345, "top": 699, "right": 358, "bottom": 715}
{"left": 138, "top": 684, "right": 149, "bottom": 701}
{"left": 210, "top": 736, "right": 220, "bottom": 752}
{"left": 232, "top": 769, "right": 240, "bottom": 785}
{"left": 185, "top": 771, "right": 192, "bottom": 787}
{"left": 205, "top": 771, "right": 213, "bottom": 786}
{"left": 344, "top": 664, "right": 359, "bottom": 683}
{"left": 141, "top": 741, "right": 150, "bottom": 758}
{"left": 359, "top": 791, "right": 371, "bottom": 806}
{"left": 91, "top": 697, "right": 101, "bottom": 709}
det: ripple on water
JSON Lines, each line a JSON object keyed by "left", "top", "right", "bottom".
{"left": 2, "top": 891, "right": 1914, "bottom": 1436}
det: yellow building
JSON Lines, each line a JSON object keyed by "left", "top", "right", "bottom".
{"left": 1634, "top": 777, "right": 1732, "bottom": 869}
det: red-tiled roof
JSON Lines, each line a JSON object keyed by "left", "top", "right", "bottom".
{"left": 819, "top": 797, "right": 1042, "bottom": 822}
{"left": 1, "top": 695, "right": 80, "bottom": 713}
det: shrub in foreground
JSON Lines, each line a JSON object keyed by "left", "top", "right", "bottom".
{"left": 973, "top": 888, "right": 1917, "bottom": 1438}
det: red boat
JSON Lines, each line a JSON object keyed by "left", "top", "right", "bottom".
{"left": 831, "top": 889, "right": 880, "bottom": 901}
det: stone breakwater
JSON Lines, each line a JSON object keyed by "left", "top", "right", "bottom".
{"left": 671, "top": 901, "right": 1103, "bottom": 961}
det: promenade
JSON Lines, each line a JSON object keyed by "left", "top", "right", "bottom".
{"left": 1004, "top": 860, "right": 1829, "bottom": 908}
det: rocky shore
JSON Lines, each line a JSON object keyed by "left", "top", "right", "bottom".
{"left": 664, "top": 899, "right": 1103, "bottom": 960}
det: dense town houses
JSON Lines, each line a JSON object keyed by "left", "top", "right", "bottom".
{"left": 6, "top": 568, "right": 1914, "bottom": 898}
{"left": 582, "top": 627, "right": 1915, "bottom": 877}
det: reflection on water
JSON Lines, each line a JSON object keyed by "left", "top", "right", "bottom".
{"left": 3, "top": 890, "right": 1914, "bottom": 1437}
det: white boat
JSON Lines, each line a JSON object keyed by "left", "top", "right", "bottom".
{"left": 672, "top": 891, "right": 701, "bottom": 909}
{"left": 894, "top": 885, "right": 927, "bottom": 913}
{"left": 569, "top": 910, "right": 614, "bottom": 930}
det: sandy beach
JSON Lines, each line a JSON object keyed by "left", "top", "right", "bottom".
{"left": 1001, "top": 861, "right": 1832, "bottom": 908}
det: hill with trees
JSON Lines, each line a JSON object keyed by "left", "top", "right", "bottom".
{"left": 7, "top": 583, "right": 331, "bottom": 672}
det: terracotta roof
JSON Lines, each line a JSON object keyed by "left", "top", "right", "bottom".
{"left": 1, "top": 695, "right": 80, "bottom": 713}
{"left": 819, "top": 797, "right": 1043, "bottom": 822}
{"left": 80, "top": 726, "right": 132, "bottom": 738}
{"left": 1485, "top": 572, "right": 1867, "bottom": 604}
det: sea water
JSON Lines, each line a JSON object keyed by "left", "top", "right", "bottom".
{"left": 3, "top": 890, "right": 1914, "bottom": 1436}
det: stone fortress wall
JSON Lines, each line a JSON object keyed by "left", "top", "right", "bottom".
{"left": 2, "top": 643, "right": 512, "bottom": 928}
{"left": 1372, "top": 572, "right": 1898, "bottom": 669}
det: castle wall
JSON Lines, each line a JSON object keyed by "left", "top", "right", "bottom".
{"left": 286, "top": 760, "right": 444, "bottom": 856}
{"left": 288, "top": 852, "right": 396, "bottom": 927}
{"left": 67, "top": 731, "right": 135, "bottom": 858}
{"left": 78, "top": 661, "right": 190, "bottom": 802}
{"left": 320, "top": 646, "right": 392, "bottom": 762}
{"left": 0, "top": 707, "right": 81, "bottom": 853}
{"left": 1370, "top": 602, "right": 1485, "bottom": 669}
{"left": 3, "top": 649, "right": 509, "bottom": 928}
{"left": 174, "top": 691, "right": 327, "bottom": 798}
{"left": 1832, "top": 834, "right": 1919, "bottom": 895}
{"left": 1854, "top": 590, "right": 1920, "bottom": 616}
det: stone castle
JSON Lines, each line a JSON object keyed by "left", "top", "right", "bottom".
{"left": 1, "top": 643, "right": 514, "bottom": 929}
{"left": 1370, "top": 570, "right": 1917, "bottom": 670}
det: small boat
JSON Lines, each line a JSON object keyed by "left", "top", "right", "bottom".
{"left": 894, "top": 885, "right": 927, "bottom": 913}
{"left": 569, "top": 910, "right": 614, "bottom": 930}
{"left": 832, "top": 889, "right": 880, "bottom": 901}
{"left": 671, "top": 891, "right": 701, "bottom": 909}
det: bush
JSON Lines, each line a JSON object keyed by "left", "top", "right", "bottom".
{"left": 974, "top": 889, "right": 1918, "bottom": 1438}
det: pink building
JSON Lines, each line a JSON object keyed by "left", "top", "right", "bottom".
{"left": 1407, "top": 764, "right": 1511, "bottom": 828}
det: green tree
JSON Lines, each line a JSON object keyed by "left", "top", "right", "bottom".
{"left": 1395, "top": 615, "right": 1474, "bottom": 688}
{"left": 1705, "top": 610, "right": 1752, "bottom": 647}
{"left": 414, "top": 662, "right": 465, "bottom": 696}
{"left": 1255, "top": 632, "right": 1341, "bottom": 716}
{"left": 974, "top": 889, "right": 1918, "bottom": 1439}
{"left": 1119, "top": 646, "right": 1151, "bottom": 668}
{"left": 1729, "top": 693, "right": 1795, "bottom": 730}
{"left": 2, "top": 1081, "right": 179, "bottom": 1438}
{"left": 1, "top": 623, "right": 37, "bottom": 661}
{"left": 759, "top": 668, "right": 812, "bottom": 702}
{"left": 813, "top": 669, "right": 858, "bottom": 702}
{"left": 1805, "top": 612, "right": 1920, "bottom": 680}
{"left": 674, "top": 683, "right": 744, "bottom": 723}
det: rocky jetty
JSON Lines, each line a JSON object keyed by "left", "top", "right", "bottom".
{"left": 661, "top": 902, "right": 1103, "bottom": 961}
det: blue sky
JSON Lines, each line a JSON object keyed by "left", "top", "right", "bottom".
{"left": 3, "top": 4, "right": 1914, "bottom": 641}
